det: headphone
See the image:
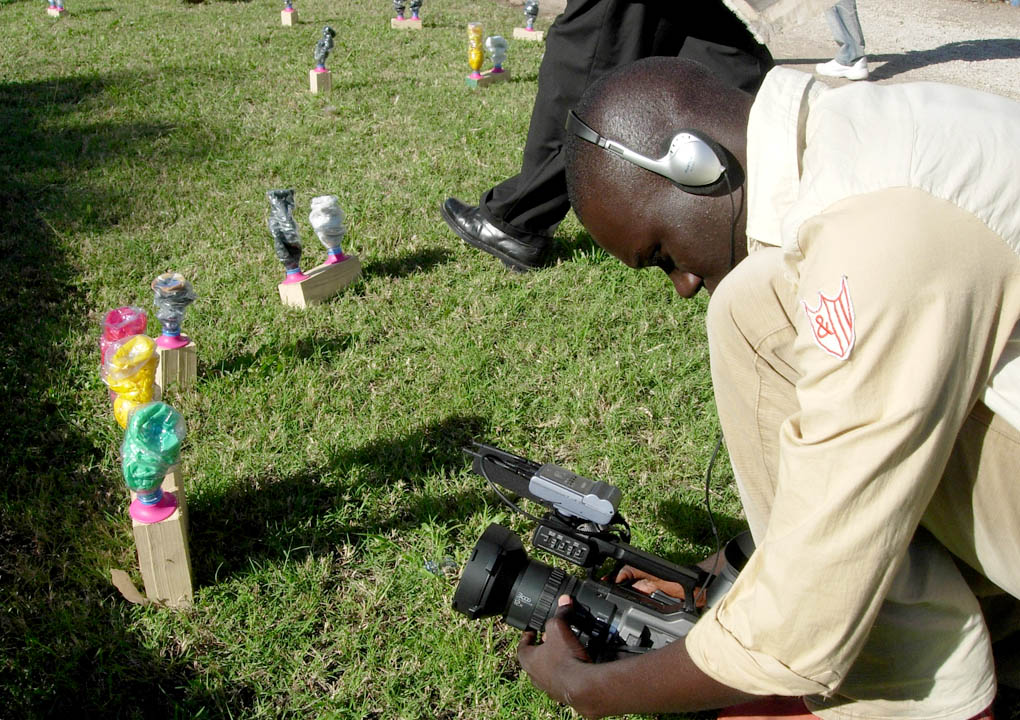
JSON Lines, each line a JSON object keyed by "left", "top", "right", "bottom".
{"left": 565, "top": 109, "right": 731, "bottom": 196}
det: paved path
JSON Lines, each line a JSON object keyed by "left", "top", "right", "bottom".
{"left": 504, "top": 0, "right": 1020, "bottom": 99}
{"left": 770, "top": 0, "right": 1020, "bottom": 100}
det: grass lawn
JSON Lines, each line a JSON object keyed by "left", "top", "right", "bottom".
{"left": 0, "top": 0, "right": 735, "bottom": 716}
{"left": 3, "top": 0, "right": 1016, "bottom": 718}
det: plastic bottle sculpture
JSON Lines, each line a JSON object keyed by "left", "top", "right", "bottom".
{"left": 102, "top": 334, "right": 158, "bottom": 429}
{"left": 101, "top": 306, "right": 148, "bottom": 367}
{"left": 151, "top": 272, "right": 196, "bottom": 349}
{"left": 314, "top": 26, "right": 337, "bottom": 71}
{"left": 467, "top": 23, "right": 484, "bottom": 79}
{"left": 484, "top": 35, "right": 508, "bottom": 74}
{"left": 121, "top": 402, "right": 186, "bottom": 523}
{"left": 393, "top": 0, "right": 422, "bottom": 21}
{"left": 524, "top": 1, "right": 539, "bottom": 31}
{"left": 267, "top": 188, "right": 306, "bottom": 283}
{"left": 309, "top": 195, "right": 348, "bottom": 265}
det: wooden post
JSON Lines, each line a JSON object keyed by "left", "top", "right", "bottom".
{"left": 281, "top": 8, "right": 297, "bottom": 25}
{"left": 132, "top": 467, "right": 193, "bottom": 608}
{"left": 309, "top": 68, "right": 331, "bottom": 93}
{"left": 278, "top": 255, "right": 361, "bottom": 308}
{"left": 155, "top": 340, "right": 197, "bottom": 392}
{"left": 513, "top": 27, "right": 544, "bottom": 41}
{"left": 391, "top": 17, "right": 422, "bottom": 29}
{"left": 465, "top": 69, "right": 510, "bottom": 89}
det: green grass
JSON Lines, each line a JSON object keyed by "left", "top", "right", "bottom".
{"left": 0, "top": 1, "right": 735, "bottom": 715}
{"left": 5, "top": 0, "right": 1014, "bottom": 718}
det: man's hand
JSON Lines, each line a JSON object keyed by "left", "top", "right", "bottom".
{"left": 614, "top": 566, "right": 706, "bottom": 607}
{"left": 517, "top": 594, "right": 756, "bottom": 718}
{"left": 517, "top": 596, "right": 594, "bottom": 711}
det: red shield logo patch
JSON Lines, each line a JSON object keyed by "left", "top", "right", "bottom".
{"left": 802, "top": 276, "right": 856, "bottom": 360}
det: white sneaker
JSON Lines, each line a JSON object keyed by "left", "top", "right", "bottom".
{"left": 815, "top": 57, "right": 869, "bottom": 81}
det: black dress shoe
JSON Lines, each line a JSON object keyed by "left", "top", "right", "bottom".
{"left": 440, "top": 197, "right": 551, "bottom": 271}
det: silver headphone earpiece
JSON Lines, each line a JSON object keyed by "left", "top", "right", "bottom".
{"left": 566, "top": 109, "right": 729, "bottom": 193}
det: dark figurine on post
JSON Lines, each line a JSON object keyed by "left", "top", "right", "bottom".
{"left": 266, "top": 189, "right": 306, "bottom": 283}
{"left": 314, "top": 26, "right": 336, "bottom": 71}
{"left": 151, "top": 272, "right": 196, "bottom": 349}
{"left": 524, "top": 0, "right": 538, "bottom": 31}
{"left": 393, "top": 0, "right": 422, "bottom": 21}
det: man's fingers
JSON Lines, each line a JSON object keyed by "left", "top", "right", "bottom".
{"left": 519, "top": 630, "right": 538, "bottom": 650}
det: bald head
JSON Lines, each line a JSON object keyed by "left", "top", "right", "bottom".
{"left": 565, "top": 57, "right": 752, "bottom": 226}
{"left": 563, "top": 57, "right": 756, "bottom": 296}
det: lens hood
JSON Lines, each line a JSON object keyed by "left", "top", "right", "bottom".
{"left": 452, "top": 524, "right": 530, "bottom": 619}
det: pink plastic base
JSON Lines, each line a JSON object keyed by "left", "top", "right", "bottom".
{"left": 491, "top": 67, "right": 505, "bottom": 74}
{"left": 469, "top": 72, "right": 482, "bottom": 79}
{"left": 156, "top": 333, "right": 190, "bottom": 349}
{"left": 129, "top": 492, "right": 178, "bottom": 524}
{"left": 324, "top": 252, "right": 349, "bottom": 265}
{"left": 283, "top": 6, "right": 294, "bottom": 10}
{"left": 313, "top": 67, "right": 328, "bottom": 74}
{"left": 395, "top": 14, "right": 404, "bottom": 20}
{"left": 282, "top": 270, "right": 308, "bottom": 284}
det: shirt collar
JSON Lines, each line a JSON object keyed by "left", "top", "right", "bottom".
{"left": 745, "top": 68, "right": 827, "bottom": 250}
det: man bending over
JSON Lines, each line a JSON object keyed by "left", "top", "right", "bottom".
{"left": 516, "top": 57, "right": 1020, "bottom": 720}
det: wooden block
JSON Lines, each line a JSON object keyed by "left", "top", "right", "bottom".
{"left": 155, "top": 340, "right": 197, "bottom": 393}
{"left": 281, "top": 8, "right": 297, "bottom": 25}
{"left": 132, "top": 470, "right": 193, "bottom": 608}
{"left": 390, "top": 17, "right": 422, "bottom": 29}
{"left": 465, "top": 69, "right": 510, "bottom": 89}
{"left": 513, "top": 27, "right": 544, "bottom": 41}
{"left": 278, "top": 255, "right": 361, "bottom": 308}
{"left": 309, "top": 68, "right": 331, "bottom": 93}
{"left": 47, "top": 7, "right": 63, "bottom": 15}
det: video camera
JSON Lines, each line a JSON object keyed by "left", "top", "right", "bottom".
{"left": 452, "top": 443, "right": 752, "bottom": 662}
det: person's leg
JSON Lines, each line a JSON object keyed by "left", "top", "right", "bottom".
{"left": 482, "top": 0, "right": 772, "bottom": 238}
{"left": 706, "top": 247, "right": 800, "bottom": 540}
{"left": 825, "top": 0, "right": 865, "bottom": 65}
{"left": 816, "top": 1, "right": 868, "bottom": 79}
{"left": 444, "top": 0, "right": 772, "bottom": 271}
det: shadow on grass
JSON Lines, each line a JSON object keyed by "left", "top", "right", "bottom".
{"left": 208, "top": 331, "right": 357, "bottom": 377}
{"left": 362, "top": 246, "right": 454, "bottom": 280}
{"left": 188, "top": 414, "right": 491, "bottom": 583}
{"left": 546, "top": 226, "right": 603, "bottom": 267}
{"left": 778, "top": 38, "right": 1020, "bottom": 81}
{"left": 654, "top": 498, "right": 748, "bottom": 564}
{"left": 508, "top": 71, "right": 540, "bottom": 84}
{"left": 0, "top": 71, "right": 253, "bottom": 717}
{"left": 70, "top": 5, "right": 115, "bottom": 14}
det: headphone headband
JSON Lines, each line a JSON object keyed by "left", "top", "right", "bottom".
{"left": 565, "top": 109, "right": 728, "bottom": 194}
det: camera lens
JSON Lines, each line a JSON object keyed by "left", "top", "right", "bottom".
{"left": 453, "top": 523, "right": 573, "bottom": 633}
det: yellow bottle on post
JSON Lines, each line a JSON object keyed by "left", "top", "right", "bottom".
{"left": 467, "top": 22, "right": 483, "bottom": 78}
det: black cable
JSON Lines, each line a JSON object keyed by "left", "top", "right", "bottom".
{"left": 695, "top": 169, "right": 737, "bottom": 602}
{"left": 478, "top": 453, "right": 546, "bottom": 526}
{"left": 696, "top": 431, "right": 725, "bottom": 603}
{"left": 723, "top": 170, "right": 737, "bottom": 271}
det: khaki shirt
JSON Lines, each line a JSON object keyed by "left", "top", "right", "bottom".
{"left": 685, "top": 69, "right": 1020, "bottom": 718}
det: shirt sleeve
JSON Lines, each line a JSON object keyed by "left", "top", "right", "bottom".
{"left": 686, "top": 189, "right": 1020, "bottom": 697}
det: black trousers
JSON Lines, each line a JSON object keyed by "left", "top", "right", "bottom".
{"left": 478, "top": 0, "right": 774, "bottom": 241}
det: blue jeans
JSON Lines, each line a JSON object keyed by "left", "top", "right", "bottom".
{"left": 825, "top": 0, "right": 866, "bottom": 64}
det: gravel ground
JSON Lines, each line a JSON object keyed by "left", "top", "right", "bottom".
{"left": 769, "top": 0, "right": 1020, "bottom": 100}
{"left": 506, "top": 0, "right": 1020, "bottom": 99}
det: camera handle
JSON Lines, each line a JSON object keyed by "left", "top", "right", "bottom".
{"left": 594, "top": 537, "right": 708, "bottom": 615}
